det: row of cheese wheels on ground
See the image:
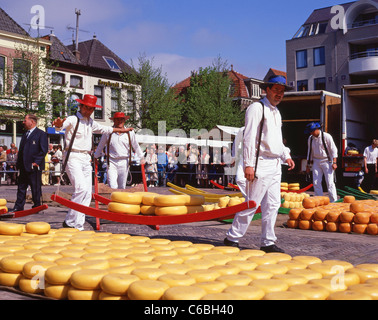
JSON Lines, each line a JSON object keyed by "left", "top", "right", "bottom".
{"left": 0, "top": 221, "right": 377, "bottom": 300}
{"left": 281, "top": 182, "right": 301, "bottom": 192}
{"left": 287, "top": 196, "right": 378, "bottom": 235}
{"left": 107, "top": 192, "right": 245, "bottom": 216}
{"left": 0, "top": 199, "right": 8, "bottom": 213}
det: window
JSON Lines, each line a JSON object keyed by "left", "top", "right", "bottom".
{"left": 293, "top": 25, "right": 310, "bottom": 38}
{"left": 94, "top": 86, "right": 104, "bottom": 120}
{"left": 296, "top": 50, "right": 308, "bottom": 69}
{"left": 111, "top": 88, "right": 120, "bottom": 116}
{"left": 314, "top": 47, "right": 325, "bottom": 66}
{"left": 314, "top": 78, "right": 326, "bottom": 90}
{"left": 51, "top": 90, "right": 66, "bottom": 118}
{"left": 52, "top": 72, "right": 65, "bottom": 85}
{"left": 13, "top": 59, "right": 31, "bottom": 96}
{"left": 70, "top": 75, "right": 83, "bottom": 88}
{"left": 103, "top": 56, "right": 121, "bottom": 72}
{"left": 297, "top": 80, "right": 308, "bottom": 91}
{"left": 0, "top": 56, "right": 5, "bottom": 94}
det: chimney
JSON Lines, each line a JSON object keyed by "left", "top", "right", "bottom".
{"left": 73, "top": 9, "right": 81, "bottom": 60}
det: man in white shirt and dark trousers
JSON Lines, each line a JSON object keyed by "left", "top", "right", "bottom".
{"left": 224, "top": 76, "right": 295, "bottom": 253}
{"left": 94, "top": 112, "right": 144, "bottom": 190}
{"left": 363, "top": 139, "right": 378, "bottom": 192}
{"left": 53, "top": 95, "right": 134, "bottom": 230}
{"left": 305, "top": 122, "right": 338, "bottom": 203}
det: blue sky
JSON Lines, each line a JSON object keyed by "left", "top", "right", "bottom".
{"left": 2, "top": 0, "right": 348, "bottom": 84}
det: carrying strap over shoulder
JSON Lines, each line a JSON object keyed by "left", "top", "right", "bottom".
{"left": 106, "top": 130, "right": 134, "bottom": 167}
{"left": 308, "top": 130, "right": 331, "bottom": 164}
{"left": 254, "top": 101, "right": 265, "bottom": 178}
{"left": 61, "top": 115, "right": 80, "bottom": 173}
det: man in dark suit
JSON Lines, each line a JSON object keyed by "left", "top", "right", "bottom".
{"left": 10, "top": 114, "right": 48, "bottom": 212}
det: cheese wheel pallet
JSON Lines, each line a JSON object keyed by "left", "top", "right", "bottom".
{"left": 0, "top": 221, "right": 376, "bottom": 300}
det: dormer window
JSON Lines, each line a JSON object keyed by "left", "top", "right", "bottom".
{"left": 103, "top": 56, "right": 121, "bottom": 72}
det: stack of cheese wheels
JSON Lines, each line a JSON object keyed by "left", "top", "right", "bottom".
{"left": 153, "top": 194, "right": 205, "bottom": 216}
{"left": 288, "top": 183, "right": 300, "bottom": 192}
{"left": 281, "top": 183, "right": 289, "bottom": 191}
{"left": 107, "top": 192, "right": 144, "bottom": 215}
{"left": 216, "top": 196, "right": 245, "bottom": 209}
{"left": 0, "top": 199, "right": 7, "bottom": 214}
{"left": 0, "top": 221, "right": 377, "bottom": 300}
{"left": 281, "top": 192, "right": 310, "bottom": 209}
{"left": 287, "top": 196, "right": 378, "bottom": 236}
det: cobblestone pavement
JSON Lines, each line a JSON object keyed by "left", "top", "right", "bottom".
{"left": 0, "top": 184, "right": 377, "bottom": 299}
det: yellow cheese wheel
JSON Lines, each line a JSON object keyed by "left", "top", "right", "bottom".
{"left": 348, "top": 283, "right": 378, "bottom": 300}
{"left": 141, "top": 193, "right": 159, "bottom": 206}
{"left": 226, "top": 260, "right": 257, "bottom": 271}
{"left": 223, "top": 285, "right": 265, "bottom": 300}
{"left": 366, "top": 278, "right": 378, "bottom": 286}
{"left": 218, "top": 197, "right": 230, "bottom": 208}
{"left": 45, "top": 265, "right": 81, "bottom": 285}
{"left": 327, "top": 290, "right": 372, "bottom": 300}
{"left": 154, "top": 195, "right": 205, "bottom": 207}
{"left": 286, "top": 220, "right": 299, "bottom": 229}
{"left": 356, "top": 264, "right": 378, "bottom": 273}
{"left": 307, "top": 263, "right": 341, "bottom": 277}
{"left": 77, "top": 259, "right": 110, "bottom": 270}
{"left": 367, "top": 224, "right": 378, "bottom": 235}
{"left": 106, "top": 257, "right": 134, "bottom": 268}
{"left": 289, "top": 183, "right": 300, "bottom": 188}
{"left": 326, "top": 211, "right": 340, "bottom": 223}
{"left": 131, "top": 268, "right": 167, "bottom": 280}
{"left": 100, "top": 274, "right": 139, "bottom": 296}
{"left": 292, "top": 256, "right": 322, "bottom": 265}
{"left": 44, "top": 283, "right": 70, "bottom": 300}
{"left": 159, "top": 264, "right": 191, "bottom": 275}
{"left": 32, "top": 252, "right": 63, "bottom": 262}
{"left": 140, "top": 205, "right": 156, "bottom": 215}
{"left": 155, "top": 205, "right": 204, "bottom": 216}
{"left": 193, "top": 281, "right": 227, "bottom": 294}
{"left": 309, "top": 278, "right": 347, "bottom": 293}
{"left": 272, "top": 274, "right": 308, "bottom": 286}
{"left": 59, "top": 249, "right": 85, "bottom": 258}
{"left": 70, "top": 269, "right": 108, "bottom": 290}
{"left": 289, "top": 284, "right": 330, "bottom": 300}
{"left": 239, "top": 270, "right": 273, "bottom": 280}
{"left": 277, "top": 260, "right": 307, "bottom": 271}
{"left": 346, "top": 268, "right": 378, "bottom": 283}
{"left": 98, "top": 291, "right": 128, "bottom": 300}
{"left": 326, "top": 222, "right": 339, "bottom": 232}
{"left": 247, "top": 256, "right": 278, "bottom": 265}
{"left": 312, "top": 221, "right": 326, "bottom": 231}
{"left": 0, "top": 206, "right": 8, "bottom": 213}
{"left": 183, "top": 259, "right": 215, "bottom": 270}
{"left": 340, "top": 212, "right": 354, "bottom": 223}
{"left": 55, "top": 257, "right": 85, "bottom": 266}
{"left": 158, "top": 274, "right": 196, "bottom": 287}
{"left": 110, "top": 192, "right": 143, "bottom": 205}
{"left": 127, "top": 280, "right": 170, "bottom": 300}
{"left": 216, "top": 274, "right": 252, "bottom": 286}
{"left": 256, "top": 264, "right": 289, "bottom": 275}
{"left": 322, "top": 260, "right": 353, "bottom": 271}
{"left": 353, "top": 224, "right": 368, "bottom": 234}
{"left": 186, "top": 269, "right": 221, "bottom": 282}
{"left": 0, "top": 199, "right": 7, "bottom": 206}
{"left": 0, "top": 272, "right": 22, "bottom": 287}
{"left": 162, "top": 286, "right": 206, "bottom": 300}
{"left": 323, "top": 272, "right": 360, "bottom": 287}
{"left": 0, "top": 222, "right": 24, "bottom": 236}
{"left": 81, "top": 253, "right": 113, "bottom": 261}
{"left": 68, "top": 287, "right": 101, "bottom": 300}
{"left": 18, "top": 276, "right": 44, "bottom": 294}
{"left": 201, "top": 292, "right": 239, "bottom": 300}
{"left": 289, "top": 209, "right": 302, "bottom": 220}
{"left": 354, "top": 212, "right": 371, "bottom": 224}
{"left": 22, "top": 260, "right": 56, "bottom": 279}
{"left": 287, "top": 269, "right": 323, "bottom": 281}
{"left": 25, "top": 222, "right": 51, "bottom": 235}
{"left": 249, "top": 279, "right": 289, "bottom": 293}
{"left": 0, "top": 255, "right": 34, "bottom": 273}
{"left": 108, "top": 202, "right": 141, "bottom": 215}
{"left": 264, "top": 291, "right": 308, "bottom": 300}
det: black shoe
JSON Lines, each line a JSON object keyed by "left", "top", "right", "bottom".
{"left": 260, "top": 245, "right": 285, "bottom": 253}
{"left": 223, "top": 238, "right": 239, "bottom": 248}
{"left": 7, "top": 208, "right": 20, "bottom": 214}
{"left": 62, "top": 221, "right": 74, "bottom": 229}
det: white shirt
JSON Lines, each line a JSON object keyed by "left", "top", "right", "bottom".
{"left": 363, "top": 146, "right": 378, "bottom": 164}
{"left": 243, "top": 97, "right": 290, "bottom": 168}
{"left": 60, "top": 112, "right": 113, "bottom": 152}
{"left": 307, "top": 131, "right": 338, "bottom": 161}
{"left": 94, "top": 128, "right": 144, "bottom": 161}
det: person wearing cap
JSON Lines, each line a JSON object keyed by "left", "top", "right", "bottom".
{"left": 362, "top": 139, "right": 378, "bottom": 192}
{"left": 305, "top": 122, "right": 338, "bottom": 203}
{"left": 94, "top": 112, "right": 144, "bottom": 190}
{"left": 224, "top": 75, "right": 295, "bottom": 253}
{"left": 52, "top": 95, "right": 134, "bottom": 230}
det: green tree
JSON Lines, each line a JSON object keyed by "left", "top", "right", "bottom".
{"left": 122, "top": 54, "right": 182, "bottom": 135}
{"left": 181, "top": 57, "right": 244, "bottom": 132}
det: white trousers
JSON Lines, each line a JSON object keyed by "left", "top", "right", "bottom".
{"left": 226, "top": 158, "right": 281, "bottom": 247}
{"left": 107, "top": 158, "right": 129, "bottom": 190}
{"left": 64, "top": 153, "right": 92, "bottom": 230}
{"left": 312, "top": 158, "right": 337, "bottom": 203}
{"left": 235, "top": 158, "right": 247, "bottom": 198}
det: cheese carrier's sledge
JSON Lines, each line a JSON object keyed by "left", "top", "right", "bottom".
{"left": 51, "top": 193, "right": 256, "bottom": 231}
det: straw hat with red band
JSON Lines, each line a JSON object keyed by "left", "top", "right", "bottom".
{"left": 110, "top": 112, "right": 130, "bottom": 121}
{"left": 76, "top": 94, "right": 103, "bottom": 109}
